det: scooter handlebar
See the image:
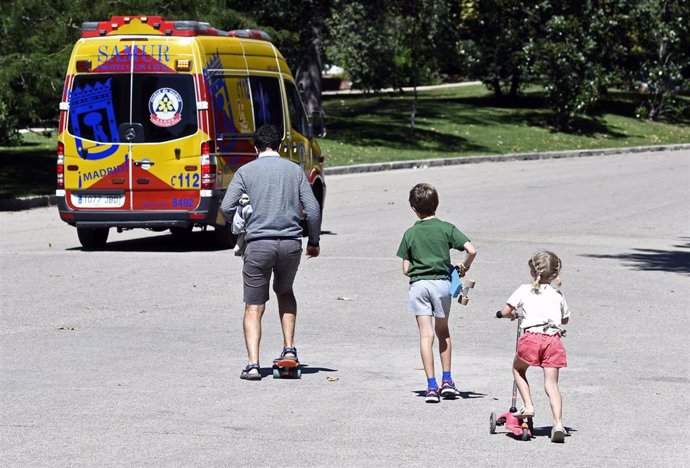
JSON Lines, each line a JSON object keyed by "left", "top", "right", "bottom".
{"left": 495, "top": 311, "right": 503, "bottom": 319}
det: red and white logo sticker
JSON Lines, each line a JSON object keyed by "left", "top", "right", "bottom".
{"left": 149, "top": 88, "right": 183, "bottom": 127}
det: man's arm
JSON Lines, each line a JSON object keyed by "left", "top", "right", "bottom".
{"left": 298, "top": 173, "right": 321, "bottom": 247}
{"left": 220, "top": 172, "right": 245, "bottom": 222}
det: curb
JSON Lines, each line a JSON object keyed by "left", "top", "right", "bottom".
{"left": 323, "top": 143, "right": 690, "bottom": 176}
{"left": 2, "top": 144, "right": 688, "bottom": 212}
{"left": 0, "top": 195, "right": 59, "bottom": 212}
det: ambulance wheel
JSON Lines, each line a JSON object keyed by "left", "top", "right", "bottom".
{"left": 214, "top": 223, "right": 237, "bottom": 249}
{"left": 77, "top": 227, "right": 109, "bottom": 250}
{"left": 489, "top": 412, "right": 497, "bottom": 434}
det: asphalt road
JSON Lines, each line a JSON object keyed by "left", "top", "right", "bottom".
{"left": 1, "top": 150, "right": 689, "bottom": 466}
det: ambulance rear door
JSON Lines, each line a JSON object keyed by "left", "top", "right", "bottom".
{"left": 123, "top": 40, "right": 201, "bottom": 212}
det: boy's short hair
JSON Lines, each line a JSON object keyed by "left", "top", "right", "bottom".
{"left": 409, "top": 183, "right": 438, "bottom": 217}
{"left": 253, "top": 124, "right": 281, "bottom": 152}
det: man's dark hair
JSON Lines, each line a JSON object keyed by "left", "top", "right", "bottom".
{"left": 409, "top": 183, "right": 438, "bottom": 217}
{"left": 253, "top": 124, "right": 282, "bottom": 152}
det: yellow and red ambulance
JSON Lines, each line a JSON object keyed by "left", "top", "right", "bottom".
{"left": 56, "top": 16, "right": 326, "bottom": 249}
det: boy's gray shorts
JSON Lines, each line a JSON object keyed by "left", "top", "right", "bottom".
{"left": 408, "top": 279, "right": 451, "bottom": 318}
{"left": 243, "top": 239, "right": 302, "bottom": 304}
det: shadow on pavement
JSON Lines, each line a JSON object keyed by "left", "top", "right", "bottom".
{"left": 531, "top": 425, "right": 577, "bottom": 439}
{"left": 66, "top": 228, "right": 337, "bottom": 253}
{"left": 582, "top": 239, "right": 690, "bottom": 275}
{"left": 413, "top": 390, "right": 486, "bottom": 399}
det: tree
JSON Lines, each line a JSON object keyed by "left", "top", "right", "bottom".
{"left": 531, "top": 11, "right": 604, "bottom": 131}
{"left": 460, "top": 0, "right": 542, "bottom": 99}
{"left": 325, "top": 0, "right": 397, "bottom": 92}
{"left": 234, "top": 0, "right": 332, "bottom": 116}
{"left": 628, "top": 0, "right": 690, "bottom": 120}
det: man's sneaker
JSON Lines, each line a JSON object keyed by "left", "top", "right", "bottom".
{"left": 425, "top": 387, "right": 440, "bottom": 403}
{"left": 551, "top": 423, "right": 566, "bottom": 443}
{"left": 440, "top": 380, "right": 461, "bottom": 399}
{"left": 511, "top": 406, "right": 535, "bottom": 419}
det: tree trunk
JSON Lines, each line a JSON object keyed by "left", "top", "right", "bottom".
{"left": 295, "top": 10, "right": 325, "bottom": 116}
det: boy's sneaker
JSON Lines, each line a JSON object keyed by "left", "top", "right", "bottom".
{"left": 425, "top": 387, "right": 440, "bottom": 403}
{"left": 551, "top": 423, "right": 566, "bottom": 443}
{"left": 440, "top": 380, "right": 460, "bottom": 399}
{"left": 511, "top": 406, "right": 535, "bottom": 419}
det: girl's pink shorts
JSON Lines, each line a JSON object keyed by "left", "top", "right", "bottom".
{"left": 516, "top": 332, "right": 567, "bottom": 368}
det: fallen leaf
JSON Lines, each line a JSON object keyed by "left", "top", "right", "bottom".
{"left": 326, "top": 376, "right": 339, "bottom": 382}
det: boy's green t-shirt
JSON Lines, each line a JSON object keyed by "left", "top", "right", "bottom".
{"left": 396, "top": 218, "right": 470, "bottom": 283}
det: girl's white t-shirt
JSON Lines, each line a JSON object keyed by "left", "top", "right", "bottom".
{"left": 507, "top": 284, "right": 570, "bottom": 335}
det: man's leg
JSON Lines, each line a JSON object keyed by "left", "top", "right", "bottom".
{"left": 244, "top": 303, "right": 266, "bottom": 375}
{"left": 277, "top": 291, "right": 297, "bottom": 352}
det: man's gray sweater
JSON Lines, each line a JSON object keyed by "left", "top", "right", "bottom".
{"left": 220, "top": 153, "right": 321, "bottom": 245}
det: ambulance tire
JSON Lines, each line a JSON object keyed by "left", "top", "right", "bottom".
{"left": 214, "top": 223, "right": 238, "bottom": 250}
{"left": 77, "top": 227, "right": 109, "bottom": 250}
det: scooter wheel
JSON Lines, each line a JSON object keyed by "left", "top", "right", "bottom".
{"left": 489, "top": 412, "right": 497, "bottom": 434}
{"left": 521, "top": 428, "right": 530, "bottom": 441}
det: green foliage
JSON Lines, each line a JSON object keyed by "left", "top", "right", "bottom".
{"left": 627, "top": 0, "right": 690, "bottom": 120}
{"left": 530, "top": 11, "right": 604, "bottom": 130}
{"left": 0, "top": 0, "right": 687, "bottom": 143}
{"left": 461, "top": 0, "right": 542, "bottom": 98}
{"left": 326, "top": 1, "right": 397, "bottom": 91}
{"left": 0, "top": 98, "right": 21, "bottom": 146}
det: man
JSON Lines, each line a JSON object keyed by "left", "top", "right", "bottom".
{"left": 220, "top": 124, "right": 321, "bottom": 380}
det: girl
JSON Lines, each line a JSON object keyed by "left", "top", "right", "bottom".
{"left": 497, "top": 251, "right": 570, "bottom": 443}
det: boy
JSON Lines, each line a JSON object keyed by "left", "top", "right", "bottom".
{"left": 396, "top": 183, "right": 477, "bottom": 403}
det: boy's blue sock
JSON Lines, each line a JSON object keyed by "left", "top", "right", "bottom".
{"left": 442, "top": 371, "right": 452, "bottom": 382}
{"left": 427, "top": 377, "right": 438, "bottom": 389}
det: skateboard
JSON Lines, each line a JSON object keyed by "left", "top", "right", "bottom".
{"left": 272, "top": 358, "right": 302, "bottom": 379}
{"left": 450, "top": 265, "right": 475, "bottom": 305}
{"left": 458, "top": 278, "right": 476, "bottom": 305}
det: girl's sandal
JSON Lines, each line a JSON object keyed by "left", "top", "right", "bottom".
{"left": 240, "top": 363, "right": 262, "bottom": 380}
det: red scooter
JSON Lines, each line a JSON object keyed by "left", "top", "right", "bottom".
{"left": 489, "top": 314, "right": 533, "bottom": 440}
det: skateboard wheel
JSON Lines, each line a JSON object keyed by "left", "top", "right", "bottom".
{"left": 466, "top": 279, "right": 476, "bottom": 288}
{"left": 272, "top": 368, "right": 280, "bottom": 379}
{"left": 489, "top": 412, "right": 497, "bottom": 434}
{"left": 460, "top": 296, "right": 469, "bottom": 305}
{"left": 521, "top": 428, "right": 530, "bottom": 441}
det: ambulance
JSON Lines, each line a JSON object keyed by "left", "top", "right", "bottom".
{"left": 56, "top": 16, "right": 326, "bottom": 249}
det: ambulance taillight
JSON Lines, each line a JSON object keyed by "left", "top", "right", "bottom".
{"left": 200, "top": 141, "right": 216, "bottom": 190}
{"left": 57, "top": 142, "right": 65, "bottom": 189}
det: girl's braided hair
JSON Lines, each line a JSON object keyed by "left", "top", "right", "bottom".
{"left": 529, "top": 251, "right": 562, "bottom": 293}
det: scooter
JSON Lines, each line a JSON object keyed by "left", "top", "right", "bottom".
{"left": 489, "top": 314, "right": 533, "bottom": 440}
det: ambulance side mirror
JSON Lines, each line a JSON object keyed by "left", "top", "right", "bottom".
{"left": 310, "top": 111, "right": 326, "bottom": 138}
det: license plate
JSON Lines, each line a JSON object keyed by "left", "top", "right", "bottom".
{"left": 71, "top": 193, "right": 125, "bottom": 208}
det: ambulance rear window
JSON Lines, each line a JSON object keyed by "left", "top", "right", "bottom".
{"left": 68, "top": 74, "right": 197, "bottom": 144}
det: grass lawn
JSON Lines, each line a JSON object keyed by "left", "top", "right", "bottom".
{"left": 319, "top": 84, "right": 690, "bottom": 167}
{"left": 0, "top": 130, "right": 56, "bottom": 198}
{"left": 1, "top": 84, "right": 688, "bottom": 197}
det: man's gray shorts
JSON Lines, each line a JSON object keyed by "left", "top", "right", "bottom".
{"left": 243, "top": 239, "right": 302, "bottom": 304}
{"left": 408, "top": 279, "right": 451, "bottom": 318}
